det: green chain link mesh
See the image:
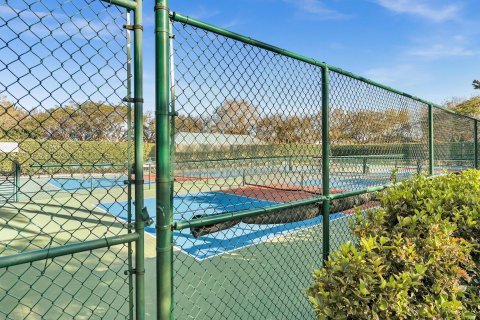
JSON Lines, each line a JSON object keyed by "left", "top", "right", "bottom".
{"left": 0, "top": 1, "right": 135, "bottom": 319}
{"left": 172, "top": 20, "right": 325, "bottom": 320}
{"left": 168, "top": 16, "right": 479, "bottom": 320}
{"left": 1, "top": 1, "right": 478, "bottom": 319}
{"left": 433, "top": 109, "right": 475, "bottom": 171}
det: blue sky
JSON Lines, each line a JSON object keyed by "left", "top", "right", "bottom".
{"left": 141, "top": 0, "right": 480, "bottom": 111}
{"left": 1, "top": 1, "right": 478, "bottom": 112}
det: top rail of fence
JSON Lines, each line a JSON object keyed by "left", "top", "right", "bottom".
{"left": 171, "top": 12, "right": 476, "bottom": 123}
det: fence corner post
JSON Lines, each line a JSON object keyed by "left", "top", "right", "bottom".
{"left": 428, "top": 104, "right": 434, "bottom": 175}
{"left": 155, "top": 0, "right": 173, "bottom": 319}
{"left": 321, "top": 66, "right": 330, "bottom": 263}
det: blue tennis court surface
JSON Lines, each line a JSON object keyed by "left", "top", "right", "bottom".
{"left": 50, "top": 177, "right": 151, "bottom": 191}
{"left": 97, "top": 192, "right": 346, "bottom": 260}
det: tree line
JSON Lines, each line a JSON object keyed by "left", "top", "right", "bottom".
{"left": 2, "top": 95, "right": 470, "bottom": 145}
{"left": 0, "top": 97, "right": 128, "bottom": 141}
{"left": 152, "top": 99, "right": 424, "bottom": 144}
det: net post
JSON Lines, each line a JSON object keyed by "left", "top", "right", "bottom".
{"left": 133, "top": 1, "right": 146, "bottom": 319}
{"left": 14, "top": 161, "right": 20, "bottom": 202}
{"left": 321, "top": 66, "right": 330, "bottom": 263}
{"left": 155, "top": 1, "right": 173, "bottom": 319}
{"left": 475, "top": 120, "right": 478, "bottom": 169}
{"left": 428, "top": 104, "right": 434, "bottom": 175}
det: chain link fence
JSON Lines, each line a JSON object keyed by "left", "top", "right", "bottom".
{"left": 0, "top": 1, "right": 142, "bottom": 319}
{"left": 1, "top": 1, "right": 479, "bottom": 319}
{"left": 165, "top": 11, "right": 480, "bottom": 320}
{"left": 434, "top": 109, "right": 475, "bottom": 171}
{"left": 171, "top": 18, "right": 325, "bottom": 320}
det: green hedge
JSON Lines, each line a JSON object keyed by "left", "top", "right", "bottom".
{"left": 175, "top": 142, "right": 476, "bottom": 162}
{"left": 174, "top": 144, "right": 321, "bottom": 162}
{"left": 308, "top": 171, "right": 480, "bottom": 319}
{"left": 0, "top": 139, "right": 476, "bottom": 175}
{"left": 1, "top": 140, "right": 155, "bottom": 175}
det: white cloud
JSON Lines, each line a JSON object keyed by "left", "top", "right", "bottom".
{"left": 0, "top": 5, "right": 50, "bottom": 19}
{"left": 373, "top": 0, "right": 460, "bottom": 22}
{"left": 327, "top": 42, "right": 346, "bottom": 49}
{"left": 285, "top": 0, "right": 351, "bottom": 20}
{"left": 220, "top": 19, "right": 241, "bottom": 29}
{"left": 184, "top": 6, "right": 220, "bottom": 21}
{"left": 364, "top": 64, "right": 430, "bottom": 86}
{"left": 0, "top": 4, "right": 118, "bottom": 41}
{"left": 408, "top": 44, "right": 479, "bottom": 58}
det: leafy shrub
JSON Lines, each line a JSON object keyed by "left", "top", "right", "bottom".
{"left": 308, "top": 171, "right": 480, "bottom": 319}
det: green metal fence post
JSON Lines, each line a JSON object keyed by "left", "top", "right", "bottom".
{"left": 169, "top": 22, "right": 176, "bottom": 313}
{"left": 125, "top": 10, "right": 134, "bottom": 320}
{"left": 474, "top": 120, "right": 478, "bottom": 169}
{"left": 155, "top": 1, "right": 173, "bottom": 319}
{"left": 133, "top": 1, "right": 146, "bottom": 319}
{"left": 428, "top": 104, "right": 434, "bottom": 175}
{"left": 321, "top": 66, "right": 330, "bottom": 263}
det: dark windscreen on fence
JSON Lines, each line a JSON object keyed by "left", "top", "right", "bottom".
{"left": 434, "top": 109, "right": 475, "bottom": 172}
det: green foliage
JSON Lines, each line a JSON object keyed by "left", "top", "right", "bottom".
{"left": 453, "top": 96, "right": 480, "bottom": 117}
{"left": 0, "top": 97, "right": 130, "bottom": 141}
{"left": 0, "top": 137, "right": 474, "bottom": 174}
{"left": 307, "top": 171, "right": 480, "bottom": 319}
{"left": 1, "top": 139, "right": 472, "bottom": 173}
{"left": 1, "top": 140, "right": 155, "bottom": 175}
{"left": 331, "top": 143, "right": 424, "bottom": 158}
{"left": 473, "top": 80, "right": 479, "bottom": 90}
{"left": 173, "top": 142, "right": 474, "bottom": 163}
{"left": 330, "top": 108, "right": 415, "bottom": 144}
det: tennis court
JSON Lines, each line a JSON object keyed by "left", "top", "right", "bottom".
{"left": 45, "top": 154, "right": 458, "bottom": 263}
{"left": 49, "top": 176, "right": 153, "bottom": 191}
{"left": 49, "top": 177, "right": 128, "bottom": 190}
